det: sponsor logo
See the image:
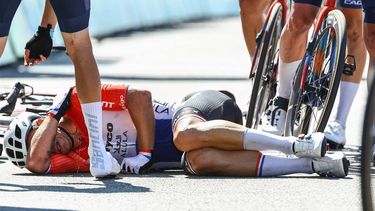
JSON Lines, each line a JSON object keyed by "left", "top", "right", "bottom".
{"left": 105, "top": 122, "right": 129, "bottom": 157}
{"left": 85, "top": 113, "right": 105, "bottom": 170}
{"left": 102, "top": 101, "right": 115, "bottom": 109}
{"left": 344, "top": 0, "right": 362, "bottom": 6}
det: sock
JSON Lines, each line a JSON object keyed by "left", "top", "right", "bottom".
{"left": 276, "top": 59, "right": 302, "bottom": 98}
{"left": 243, "top": 128, "right": 295, "bottom": 155}
{"left": 81, "top": 102, "right": 118, "bottom": 177}
{"left": 256, "top": 153, "right": 314, "bottom": 176}
{"left": 335, "top": 81, "right": 359, "bottom": 127}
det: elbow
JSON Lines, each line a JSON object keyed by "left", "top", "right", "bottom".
{"left": 127, "top": 89, "right": 152, "bottom": 106}
{"left": 26, "top": 158, "right": 50, "bottom": 174}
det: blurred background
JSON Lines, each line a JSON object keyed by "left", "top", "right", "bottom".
{"left": 0, "top": 0, "right": 241, "bottom": 66}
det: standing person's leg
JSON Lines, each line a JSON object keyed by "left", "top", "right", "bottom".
{"left": 181, "top": 148, "right": 348, "bottom": 177}
{"left": 362, "top": 0, "right": 375, "bottom": 87}
{"left": 325, "top": 4, "right": 367, "bottom": 148}
{"left": 239, "top": 0, "right": 271, "bottom": 61}
{"left": 49, "top": 0, "right": 120, "bottom": 177}
{"left": 261, "top": 1, "right": 321, "bottom": 135}
{"left": 0, "top": 0, "right": 21, "bottom": 57}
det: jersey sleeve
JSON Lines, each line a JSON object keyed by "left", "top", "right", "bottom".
{"left": 101, "top": 84, "right": 128, "bottom": 111}
{"left": 47, "top": 151, "right": 90, "bottom": 174}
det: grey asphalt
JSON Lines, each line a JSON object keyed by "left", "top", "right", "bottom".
{"left": 0, "top": 17, "right": 370, "bottom": 210}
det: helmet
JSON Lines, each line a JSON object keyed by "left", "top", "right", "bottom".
{"left": 3, "top": 112, "right": 41, "bottom": 168}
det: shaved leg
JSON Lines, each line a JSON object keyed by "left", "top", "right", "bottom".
{"left": 0, "top": 37, "right": 8, "bottom": 57}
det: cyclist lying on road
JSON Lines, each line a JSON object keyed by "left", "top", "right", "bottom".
{"left": 4, "top": 84, "right": 349, "bottom": 177}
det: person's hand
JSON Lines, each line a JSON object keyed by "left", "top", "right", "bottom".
{"left": 48, "top": 88, "right": 73, "bottom": 122}
{"left": 121, "top": 152, "right": 152, "bottom": 174}
{"left": 24, "top": 24, "right": 53, "bottom": 66}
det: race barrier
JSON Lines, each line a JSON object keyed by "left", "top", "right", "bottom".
{"left": 0, "top": 0, "right": 239, "bottom": 67}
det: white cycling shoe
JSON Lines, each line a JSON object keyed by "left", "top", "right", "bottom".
{"left": 260, "top": 97, "right": 288, "bottom": 136}
{"left": 89, "top": 149, "right": 121, "bottom": 178}
{"left": 324, "top": 120, "right": 346, "bottom": 149}
{"left": 294, "top": 133, "right": 327, "bottom": 159}
{"left": 312, "top": 152, "right": 349, "bottom": 178}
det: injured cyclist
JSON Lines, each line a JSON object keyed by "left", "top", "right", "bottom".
{"left": 4, "top": 84, "right": 349, "bottom": 178}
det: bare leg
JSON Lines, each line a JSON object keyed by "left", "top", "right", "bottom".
{"left": 333, "top": 8, "right": 366, "bottom": 125}
{"left": 185, "top": 148, "right": 313, "bottom": 177}
{"left": 173, "top": 117, "right": 296, "bottom": 153}
{"left": 239, "top": 0, "right": 270, "bottom": 59}
{"left": 0, "top": 37, "right": 7, "bottom": 57}
{"left": 364, "top": 22, "right": 375, "bottom": 88}
{"left": 61, "top": 29, "right": 101, "bottom": 103}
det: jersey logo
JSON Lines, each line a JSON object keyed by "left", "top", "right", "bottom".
{"left": 102, "top": 101, "right": 115, "bottom": 109}
{"left": 343, "top": 0, "right": 362, "bottom": 6}
{"left": 105, "top": 122, "right": 129, "bottom": 157}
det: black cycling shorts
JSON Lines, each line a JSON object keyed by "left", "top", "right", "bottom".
{"left": 0, "top": 0, "right": 21, "bottom": 37}
{"left": 0, "top": 0, "right": 90, "bottom": 36}
{"left": 50, "top": 0, "right": 90, "bottom": 33}
{"left": 362, "top": 0, "right": 375, "bottom": 23}
{"left": 293, "top": 0, "right": 362, "bottom": 8}
{"left": 172, "top": 90, "right": 243, "bottom": 130}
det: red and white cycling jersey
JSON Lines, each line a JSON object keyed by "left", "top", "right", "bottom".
{"left": 47, "top": 84, "right": 176, "bottom": 174}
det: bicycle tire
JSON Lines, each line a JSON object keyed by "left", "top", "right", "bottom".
{"left": 361, "top": 75, "right": 375, "bottom": 211}
{"left": 284, "top": 10, "right": 347, "bottom": 136}
{"left": 246, "top": 2, "right": 283, "bottom": 128}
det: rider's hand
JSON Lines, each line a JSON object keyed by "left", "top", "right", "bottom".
{"left": 24, "top": 24, "right": 53, "bottom": 66}
{"left": 47, "top": 88, "right": 73, "bottom": 122}
{"left": 121, "top": 151, "right": 152, "bottom": 174}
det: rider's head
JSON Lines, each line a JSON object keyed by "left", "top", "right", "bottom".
{"left": 3, "top": 112, "right": 41, "bottom": 168}
{"left": 4, "top": 112, "right": 82, "bottom": 168}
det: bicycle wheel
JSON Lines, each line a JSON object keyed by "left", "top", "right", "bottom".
{"left": 245, "top": 2, "right": 284, "bottom": 128}
{"left": 361, "top": 76, "right": 375, "bottom": 211}
{"left": 284, "top": 10, "right": 347, "bottom": 136}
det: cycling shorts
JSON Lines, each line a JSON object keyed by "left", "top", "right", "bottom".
{"left": 362, "top": 0, "right": 375, "bottom": 23}
{"left": 172, "top": 90, "right": 243, "bottom": 130}
{"left": 50, "top": 0, "right": 90, "bottom": 33}
{"left": 293, "top": 0, "right": 362, "bottom": 8}
{"left": 0, "top": 0, "right": 21, "bottom": 37}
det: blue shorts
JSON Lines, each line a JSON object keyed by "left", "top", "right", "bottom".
{"left": 293, "top": 0, "right": 362, "bottom": 8}
{"left": 152, "top": 119, "right": 183, "bottom": 164}
{"left": 49, "top": 0, "right": 91, "bottom": 33}
{"left": 362, "top": 0, "right": 375, "bottom": 23}
{"left": 0, "top": 0, "right": 90, "bottom": 36}
{"left": 0, "top": 0, "right": 21, "bottom": 37}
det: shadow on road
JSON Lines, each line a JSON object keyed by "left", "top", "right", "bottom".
{"left": 0, "top": 206, "right": 73, "bottom": 211}
{"left": 0, "top": 177, "right": 150, "bottom": 194}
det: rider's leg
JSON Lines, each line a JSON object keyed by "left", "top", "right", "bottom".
{"left": 174, "top": 117, "right": 326, "bottom": 159}
{"left": 0, "top": 37, "right": 7, "bottom": 57}
{"left": 50, "top": 0, "right": 120, "bottom": 177}
{"left": 261, "top": 2, "right": 320, "bottom": 135}
{"left": 364, "top": 23, "right": 375, "bottom": 88}
{"left": 182, "top": 148, "right": 347, "bottom": 177}
{"left": 325, "top": 7, "right": 366, "bottom": 147}
{"left": 239, "top": 0, "right": 270, "bottom": 61}
{"left": 0, "top": 0, "right": 21, "bottom": 57}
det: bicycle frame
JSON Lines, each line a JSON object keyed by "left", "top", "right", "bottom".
{"left": 249, "top": 0, "right": 288, "bottom": 78}
{"left": 299, "top": 0, "right": 338, "bottom": 90}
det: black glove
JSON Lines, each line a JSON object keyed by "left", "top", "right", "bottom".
{"left": 48, "top": 88, "right": 73, "bottom": 122}
{"left": 25, "top": 24, "right": 53, "bottom": 60}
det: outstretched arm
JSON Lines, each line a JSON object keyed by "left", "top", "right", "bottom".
{"left": 24, "top": 0, "right": 58, "bottom": 66}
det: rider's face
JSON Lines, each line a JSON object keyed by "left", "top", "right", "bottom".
{"left": 28, "top": 119, "right": 82, "bottom": 155}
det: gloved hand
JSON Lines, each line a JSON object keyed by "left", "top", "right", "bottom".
{"left": 121, "top": 151, "right": 153, "bottom": 174}
{"left": 24, "top": 24, "right": 53, "bottom": 65}
{"left": 48, "top": 88, "right": 73, "bottom": 122}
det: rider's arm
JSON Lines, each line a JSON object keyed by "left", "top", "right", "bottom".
{"left": 126, "top": 88, "right": 155, "bottom": 151}
{"left": 26, "top": 116, "right": 58, "bottom": 174}
{"left": 41, "top": 0, "right": 58, "bottom": 29}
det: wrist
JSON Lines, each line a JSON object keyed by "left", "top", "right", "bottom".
{"left": 37, "top": 24, "right": 52, "bottom": 37}
{"left": 47, "top": 112, "right": 60, "bottom": 122}
{"left": 139, "top": 149, "right": 152, "bottom": 159}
